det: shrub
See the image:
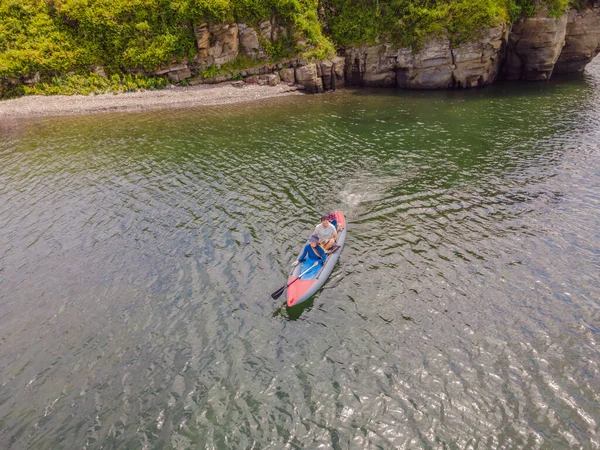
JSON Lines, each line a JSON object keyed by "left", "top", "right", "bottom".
{"left": 0, "top": 0, "right": 578, "bottom": 100}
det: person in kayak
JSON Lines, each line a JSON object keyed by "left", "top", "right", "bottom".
{"left": 315, "top": 215, "right": 338, "bottom": 251}
{"left": 292, "top": 234, "right": 326, "bottom": 267}
{"left": 328, "top": 212, "right": 340, "bottom": 231}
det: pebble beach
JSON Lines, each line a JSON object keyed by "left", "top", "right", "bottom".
{"left": 0, "top": 82, "right": 302, "bottom": 119}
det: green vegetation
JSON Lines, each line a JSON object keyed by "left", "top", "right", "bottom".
{"left": 323, "top": 0, "right": 573, "bottom": 48}
{"left": 2, "top": 73, "right": 169, "bottom": 98}
{"left": 0, "top": 0, "right": 578, "bottom": 99}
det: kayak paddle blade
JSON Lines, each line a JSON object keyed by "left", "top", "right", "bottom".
{"left": 271, "top": 286, "right": 285, "bottom": 299}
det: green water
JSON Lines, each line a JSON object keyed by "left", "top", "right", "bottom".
{"left": 1, "top": 62, "right": 599, "bottom": 449}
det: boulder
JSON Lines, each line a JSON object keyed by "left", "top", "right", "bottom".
{"left": 503, "top": 12, "right": 568, "bottom": 81}
{"left": 167, "top": 68, "right": 192, "bottom": 83}
{"left": 259, "top": 65, "right": 274, "bottom": 75}
{"left": 555, "top": 7, "right": 600, "bottom": 73}
{"left": 156, "top": 63, "right": 188, "bottom": 76}
{"left": 295, "top": 64, "right": 323, "bottom": 93}
{"left": 202, "top": 74, "right": 232, "bottom": 84}
{"left": 262, "top": 73, "right": 280, "bottom": 86}
{"left": 155, "top": 60, "right": 193, "bottom": 83}
{"left": 244, "top": 67, "right": 261, "bottom": 76}
{"left": 315, "top": 77, "right": 324, "bottom": 93}
{"left": 418, "top": 38, "right": 453, "bottom": 68}
{"left": 279, "top": 67, "right": 296, "bottom": 84}
{"left": 248, "top": 74, "right": 280, "bottom": 86}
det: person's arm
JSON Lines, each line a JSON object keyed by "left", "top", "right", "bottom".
{"left": 293, "top": 244, "right": 309, "bottom": 266}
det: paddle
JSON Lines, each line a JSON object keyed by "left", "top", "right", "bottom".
{"left": 271, "top": 261, "right": 319, "bottom": 300}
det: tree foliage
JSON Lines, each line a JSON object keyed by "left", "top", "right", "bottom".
{"left": 0, "top": 0, "right": 576, "bottom": 98}
{"left": 322, "top": 0, "right": 573, "bottom": 48}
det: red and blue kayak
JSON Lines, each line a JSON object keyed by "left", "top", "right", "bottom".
{"left": 287, "top": 211, "right": 346, "bottom": 307}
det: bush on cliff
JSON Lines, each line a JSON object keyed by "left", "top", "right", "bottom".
{"left": 323, "top": 0, "right": 574, "bottom": 48}
{"left": 0, "top": 0, "right": 330, "bottom": 92}
{"left": 0, "top": 0, "right": 577, "bottom": 99}
{"left": 0, "top": 0, "right": 86, "bottom": 78}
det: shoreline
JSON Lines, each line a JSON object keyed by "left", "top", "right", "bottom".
{"left": 0, "top": 82, "right": 302, "bottom": 119}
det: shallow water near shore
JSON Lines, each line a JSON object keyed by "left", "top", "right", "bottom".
{"left": 1, "top": 60, "right": 600, "bottom": 449}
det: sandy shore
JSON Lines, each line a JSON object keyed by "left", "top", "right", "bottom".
{"left": 0, "top": 82, "right": 302, "bottom": 119}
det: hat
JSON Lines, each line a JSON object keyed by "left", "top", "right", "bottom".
{"left": 309, "top": 234, "right": 319, "bottom": 243}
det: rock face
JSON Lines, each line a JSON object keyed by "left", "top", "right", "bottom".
{"left": 331, "top": 56, "right": 346, "bottom": 89}
{"left": 321, "top": 58, "right": 347, "bottom": 90}
{"left": 554, "top": 6, "right": 600, "bottom": 73}
{"left": 345, "top": 44, "right": 399, "bottom": 87}
{"left": 453, "top": 26, "right": 508, "bottom": 87}
{"left": 503, "top": 12, "right": 568, "bottom": 80}
{"left": 396, "top": 39, "right": 455, "bottom": 89}
{"left": 295, "top": 64, "right": 323, "bottom": 93}
{"left": 208, "top": 24, "right": 239, "bottom": 66}
{"left": 188, "top": 20, "right": 293, "bottom": 72}
{"left": 292, "top": 57, "right": 345, "bottom": 92}
{"left": 279, "top": 67, "right": 296, "bottom": 84}
{"left": 344, "top": 25, "right": 508, "bottom": 89}
{"left": 155, "top": 62, "right": 192, "bottom": 82}
{"left": 150, "top": 6, "right": 599, "bottom": 93}
{"left": 194, "top": 23, "right": 211, "bottom": 62}
{"left": 194, "top": 23, "right": 240, "bottom": 67}
{"left": 238, "top": 23, "right": 266, "bottom": 60}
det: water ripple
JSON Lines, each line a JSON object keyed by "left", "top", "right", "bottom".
{"left": 1, "top": 60, "right": 600, "bottom": 449}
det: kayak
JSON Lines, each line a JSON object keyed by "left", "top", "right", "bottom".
{"left": 287, "top": 211, "right": 346, "bottom": 307}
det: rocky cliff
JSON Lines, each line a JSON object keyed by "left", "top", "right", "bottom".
{"left": 502, "top": 4, "right": 600, "bottom": 80}
{"left": 155, "top": 5, "right": 600, "bottom": 93}
{"left": 555, "top": 6, "right": 600, "bottom": 73}
{"left": 343, "top": 26, "right": 508, "bottom": 89}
